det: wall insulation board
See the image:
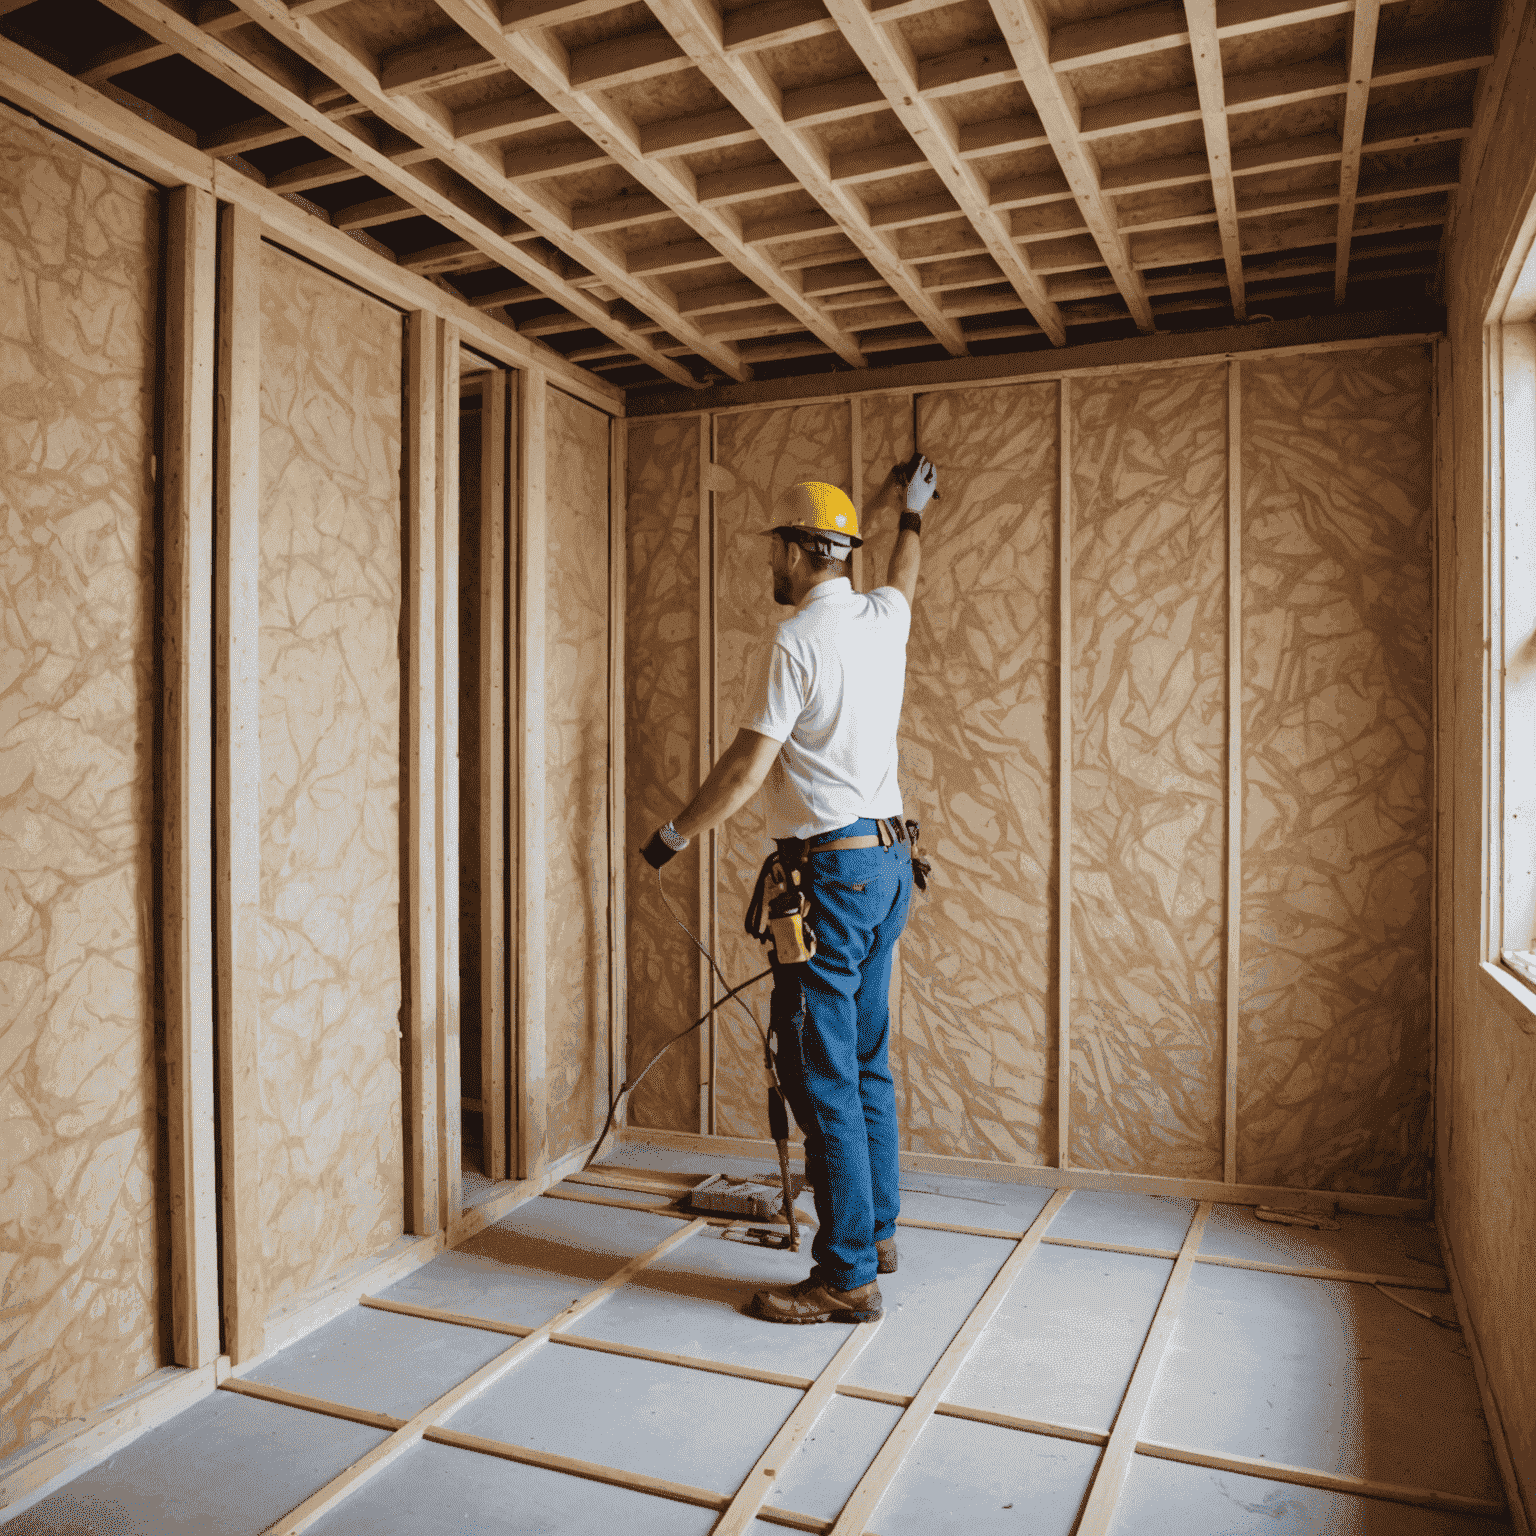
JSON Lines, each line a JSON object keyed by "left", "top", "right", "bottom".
{"left": 1238, "top": 348, "right": 1434, "bottom": 1197}
{"left": 257, "top": 243, "right": 405, "bottom": 1311}
{"left": 0, "top": 113, "right": 165, "bottom": 1458}
{"left": 543, "top": 385, "right": 613, "bottom": 1160}
{"left": 624, "top": 346, "right": 1434, "bottom": 1199}
{"left": 1069, "top": 364, "right": 1229, "bottom": 1182}
{"left": 624, "top": 415, "right": 704, "bottom": 1132}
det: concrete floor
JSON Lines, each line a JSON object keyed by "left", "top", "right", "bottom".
{"left": 4, "top": 1146, "right": 1510, "bottom": 1535}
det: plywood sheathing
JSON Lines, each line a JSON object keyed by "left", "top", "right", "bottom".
{"left": 626, "top": 344, "right": 1434, "bottom": 1198}
{"left": 543, "top": 388, "right": 618, "bottom": 1157}
{"left": 623, "top": 418, "right": 708, "bottom": 1132}
{"left": 0, "top": 109, "right": 166, "bottom": 1461}
{"left": 0, "top": 0, "right": 1489, "bottom": 389}
{"left": 257, "top": 245, "right": 408, "bottom": 1308}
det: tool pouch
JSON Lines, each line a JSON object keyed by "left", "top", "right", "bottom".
{"left": 905, "top": 818, "right": 933, "bottom": 893}
{"left": 746, "top": 843, "right": 817, "bottom": 965}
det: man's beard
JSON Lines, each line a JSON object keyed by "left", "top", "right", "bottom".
{"left": 772, "top": 570, "right": 793, "bottom": 605}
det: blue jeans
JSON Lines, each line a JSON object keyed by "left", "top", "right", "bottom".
{"left": 771, "top": 819, "right": 913, "bottom": 1291}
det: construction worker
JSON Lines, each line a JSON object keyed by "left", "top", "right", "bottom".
{"left": 640, "top": 456, "right": 938, "bottom": 1324}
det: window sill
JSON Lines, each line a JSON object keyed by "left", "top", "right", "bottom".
{"left": 1478, "top": 961, "right": 1536, "bottom": 1037}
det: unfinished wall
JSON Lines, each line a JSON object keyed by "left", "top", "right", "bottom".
{"left": 257, "top": 244, "right": 404, "bottom": 1313}
{"left": 0, "top": 112, "right": 164, "bottom": 1459}
{"left": 543, "top": 386, "right": 612, "bottom": 1160}
{"left": 624, "top": 416, "right": 702, "bottom": 1132}
{"left": 626, "top": 350, "right": 1434, "bottom": 1203}
{"left": 899, "top": 385, "right": 1060, "bottom": 1163}
{"left": 1439, "top": 0, "right": 1536, "bottom": 1517}
{"left": 1070, "top": 366, "right": 1228, "bottom": 1181}
{"left": 1239, "top": 349, "right": 1433, "bottom": 1196}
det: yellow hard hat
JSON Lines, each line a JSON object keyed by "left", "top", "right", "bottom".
{"left": 763, "top": 481, "right": 862, "bottom": 549}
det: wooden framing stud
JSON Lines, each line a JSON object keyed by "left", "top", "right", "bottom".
{"left": 163, "top": 183, "right": 220, "bottom": 1369}
{"left": 479, "top": 371, "right": 510, "bottom": 1183}
{"left": 406, "top": 311, "right": 442, "bottom": 1236}
{"left": 1224, "top": 361, "right": 1242, "bottom": 1184}
{"left": 517, "top": 368, "right": 550, "bottom": 1180}
{"left": 436, "top": 320, "right": 464, "bottom": 1232}
{"left": 214, "top": 199, "right": 265, "bottom": 1365}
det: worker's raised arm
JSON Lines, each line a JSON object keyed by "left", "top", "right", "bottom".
{"left": 886, "top": 456, "right": 936, "bottom": 607}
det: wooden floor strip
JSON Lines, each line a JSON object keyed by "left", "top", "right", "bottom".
{"left": 825, "top": 1189, "right": 1073, "bottom": 1535}
{"left": 1192, "top": 1252, "right": 1449, "bottom": 1291}
{"left": 220, "top": 1376, "right": 402, "bottom": 1433}
{"left": 424, "top": 1424, "right": 730, "bottom": 1511}
{"left": 576, "top": 1168, "right": 1447, "bottom": 1294}
{"left": 227, "top": 1185, "right": 1486, "bottom": 1536}
{"left": 1072, "top": 1202, "right": 1213, "bottom": 1536}
{"left": 360, "top": 1294, "right": 535, "bottom": 1337}
{"left": 1135, "top": 1438, "right": 1509, "bottom": 1518}
{"left": 713, "top": 1320, "right": 882, "bottom": 1536}
{"left": 258, "top": 1219, "right": 709, "bottom": 1535}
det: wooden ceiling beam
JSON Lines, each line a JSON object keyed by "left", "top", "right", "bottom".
{"left": 830, "top": 139, "right": 927, "bottom": 185}
{"left": 469, "top": 282, "right": 544, "bottom": 306}
{"left": 822, "top": 0, "right": 1066, "bottom": 343}
{"left": 76, "top": 0, "right": 250, "bottom": 83}
{"left": 678, "top": 280, "right": 772, "bottom": 314}
{"left": 987, "top": 0, "right": 1154, "bottom": 329}
{"left": 572, "top": 193, "right": 674, "bottom": 231}
{"left": 696, "top": 160, "right": 800, "bottom": 205}
{"left": 452, "top": 91, "right": 564, "bottom": 142}
{"left": 519, "top": 311, "right": 598, "bottom": 334}
{"left": 218, "top": 0, "right": 761, "bottom": 382}
{"left": 1099, "top": 108, "right": 1470, "bottom": 200}
{"left": 1184, "top": 0, "right": 1245, "bottom": 318}
{"left": 1333, "top": 0, "right": 1381, "bottom": 303}
{"left": 957, "top": 115, "right": 1050, "bottom": 157}
{"left": 503, "top": 0, "right": 635, "bottom": 28}
{"left": 379, "top": 31, "right": 505, "bottom": 95}
{"left": 724, "top": 0, "right": 841, "bottom": 52}
{"left": 503, "top": 137, "right": 610, "bottom": 179}
{"left": 267, "top": 153, "right": 365, "bottom": 193}
{"left": 108, "top": 0, "right": 709, "bottom": 385}
{"left": 915, "top": 43, "right": 1020, "bottom": 98}
{"left": 435, "top": 0, "right": 867, "bottom": 369}
{"left": 1048, "top": 0, "right": 1409, "bottom": 72}
{"left": 644, "top": 0, "right": 969, "bottom": 354}
{"left": 568, "top": 26, "right": 691, "bottom": 89}
{"left": 1081, "top": 34, "right": 1492, "bottom": 142}
{"left": 638, "top": 108, "right": 757, "bottom": 158}
{"left": 779, "top": 72, "right": 890, "bottom": 127}
{"left": 333, "top": 193, "right": 419, "bottom": 229}
{"left": 201, "top": 111, "right": 295, "bottom": 155}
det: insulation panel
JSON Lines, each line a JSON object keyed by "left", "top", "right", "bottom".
{"left": 1237, "top": 347, "right": 1433, "bottom": 1196}
{"left": 0, "top": 112, "right": 165, "bottom": 1459}
{"left": 543, "top": 386, "right": 614, "bottom": 1158}
{"left": 257, "top": 245, "right": 406, "bottom": 1311}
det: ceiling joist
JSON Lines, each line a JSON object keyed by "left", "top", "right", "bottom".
{"left": 3, "top": 0, "right": 1483, "bottom": 388}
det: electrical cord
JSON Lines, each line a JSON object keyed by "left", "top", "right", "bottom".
{"left": 584, "top": 866, "right": 774, "bottom": 1171}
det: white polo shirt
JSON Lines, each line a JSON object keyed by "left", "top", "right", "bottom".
{"left": 744, "top": 577, "right": 910, "bottom": 840}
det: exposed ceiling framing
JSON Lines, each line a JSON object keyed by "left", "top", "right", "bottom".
{"left": 0, "top": 0, "right": 1488, "bottom": 392}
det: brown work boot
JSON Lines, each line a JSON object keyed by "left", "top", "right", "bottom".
{"left": 876, "top": 1238, "right": 898, "bottom": 1274}
{"left": 749, "top": 1275, "right": 883, "bottom": 1325}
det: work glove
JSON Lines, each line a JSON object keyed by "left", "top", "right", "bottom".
{"left": 906, "top": 455, "right": 937, "bottom": 512}
{"left": 640, "top": 826, "right": 679, "bottom": 869}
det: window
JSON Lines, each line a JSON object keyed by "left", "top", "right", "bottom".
{"left": 1490, "top": 232, "right": 1536, "bottom": 984}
